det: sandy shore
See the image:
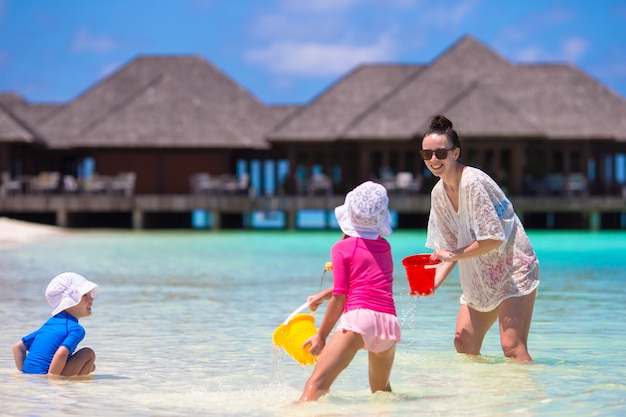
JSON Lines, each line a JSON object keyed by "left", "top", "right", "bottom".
{"left": 0, "top": 217, "right": 66, "bottom": 249}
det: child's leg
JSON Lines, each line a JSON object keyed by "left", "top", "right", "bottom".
{"left": 299, "top": 330, "right": 363, "bottom": 402}
{"left": 368, "top": 344, "right": 396, "bottom": 393}
{"left": 61, "top": 347, "right": 96, "bottom": 376}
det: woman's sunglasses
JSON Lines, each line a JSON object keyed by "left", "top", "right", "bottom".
{"left": 419, "top": 147, "right": 456, "bottom": 160}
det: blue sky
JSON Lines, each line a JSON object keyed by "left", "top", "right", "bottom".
{"left": 1, "top": 0, "right": 625, "bottom": 105}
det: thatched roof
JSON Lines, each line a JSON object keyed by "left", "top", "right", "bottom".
{"left": 268, "top": 64, "right": 423, "bottom": 141}
{"left": 1, "top": 36, "right": 625, "bottom": 148}
{"left": 269, "top": 35, "right": 626, "bottom": 142}
{"left": 36, "top": 55, "right": 286, "bottom": 149}
{"left": 0, "top": 94, "right": 53, "bottom": 144}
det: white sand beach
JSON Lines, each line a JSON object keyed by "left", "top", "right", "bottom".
{"left": 0, "top": 217, "right": 65, "bottom": 248}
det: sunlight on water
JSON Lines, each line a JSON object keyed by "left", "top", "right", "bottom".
{"left": 1, "top": 230, "right": 625, "bottom": 416}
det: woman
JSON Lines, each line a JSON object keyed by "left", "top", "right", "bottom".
{"left": 421, "top": 115, "right": 539, "bottom": 362}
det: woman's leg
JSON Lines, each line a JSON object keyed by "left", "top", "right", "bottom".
{"left": 299, "top": 330, "right": 363, "bottom": 402}
{"left": 498, "top": 289, "right": 537, "bottom": 362}
{"left": 454, "top": 305, "right": 498, "bottom": 356}
{"left": 61, "top": 347, "right": 96, "bottom": 376}
{"left": 368, "top": 344, "right": 396, "bottom": 393}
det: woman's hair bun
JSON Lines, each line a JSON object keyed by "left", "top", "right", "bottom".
{"left": 429, "top": 115, "right": 453, "bottom": 131}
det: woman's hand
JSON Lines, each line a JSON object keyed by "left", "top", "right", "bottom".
{"left": 432, "top": 248, "right": 456, "bottom": 262}
{"left": 302, "top": 333, "right": 326, "bottom": 356}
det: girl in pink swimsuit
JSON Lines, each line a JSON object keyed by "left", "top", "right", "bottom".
{"left": 299, "top": 181, "right": 401, "bottom": 402}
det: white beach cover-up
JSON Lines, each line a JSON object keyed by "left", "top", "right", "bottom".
{"left": 425, "top": 167, "right": 540, "bottom": 312}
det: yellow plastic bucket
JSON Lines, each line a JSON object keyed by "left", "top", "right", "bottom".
{"left": 272, "top": 313, "right": 317, "bottom": 366}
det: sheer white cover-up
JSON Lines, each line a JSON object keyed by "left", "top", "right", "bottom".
{"left": 425, "top": 167, "right": 539, "bottom": 312}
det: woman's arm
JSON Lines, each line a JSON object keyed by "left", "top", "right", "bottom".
{"left": 434, "top": 238, "right": 503, "bottom": 262}
{"left": 430, "top": 238, "right": 503, "bottom": 291}
{"left": 433, "top": 260, "right": 457, "bottom": 291}
{"left": 12, "top": 341, "right": 27, "bottom": 371}
{"left": 47, "top": 346, "right": 70, "bottom": 376}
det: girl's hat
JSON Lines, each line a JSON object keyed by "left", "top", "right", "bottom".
{"left": 335, "top": 181, "right": 392, "bottom": 240}
{"left": 46, "top": 272, "right": 99, "bottom": 316}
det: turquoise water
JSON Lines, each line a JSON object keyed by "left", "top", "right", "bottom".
{"left": 0, "top": 230, "right": 625, "bottom": 416}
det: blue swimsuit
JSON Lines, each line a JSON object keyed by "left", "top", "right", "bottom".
{"left": 21, "top": 312, "right": 85, "bottom": 374}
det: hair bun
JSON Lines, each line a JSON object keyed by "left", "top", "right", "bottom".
{"left": 429, "top": 115, "right": 453, "bottom": 131}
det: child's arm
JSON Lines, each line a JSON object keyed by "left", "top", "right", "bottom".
{"left": 307, "top": 287, "right": 333, "bottom": 312}
{"left": 317, "top": 294, "right": 345, "bottom": 340}
{"left": 48, "top": 346, "right": 70, "bottom": 376}
{"left": 304, "top": 294, "right": 346, "bottom": 356}
{"left": 12, "top": 341, "right": 27, "bottom": 371}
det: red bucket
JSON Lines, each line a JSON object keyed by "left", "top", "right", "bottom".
{"left": 402, "top": 254, "right": 442, "bottom": 296}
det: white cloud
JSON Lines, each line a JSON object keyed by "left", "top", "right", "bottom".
{"left": 514, "top": 36, "right": 589, "bottom": 64}
{"left": 71, "top": 28, "right": 118, "bottom": 52}
{"left": 278, "top": 0, "right": 418, "bottom": 14}
{"left": 562, "top": 36, "right": 589, "bottom": 61}
{"left": 515, "top": 45, "right": 542, "bottom": 62}
{"left": 418, "top": 0, "right": 482, "bottom": 28}
{"left": 279, "top": 0, "right": 362, "bottom": 13}
{"left": 251, "top": 13, "right": 341, "bottom": 40}
{"left": 246, "top": 35, "right": 396, "bottom": 77}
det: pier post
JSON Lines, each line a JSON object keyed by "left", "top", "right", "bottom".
{"left": 133, "top": 209, "right": 144, "bottom": 230}
{"left": 212, "top": 210, "right": 221, "bottom": 230}
{"left": 286, "top": 210, "right": 296, "bottom": 230}
{"left": 589, "top": 211, "right": 601, "bottom": 231}
{"left": 56, "top": 210, "right": 68, "bottom": 228}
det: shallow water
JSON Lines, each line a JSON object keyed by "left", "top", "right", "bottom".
{"left": 1, "top": 230, "right": 625, "bottom": 416}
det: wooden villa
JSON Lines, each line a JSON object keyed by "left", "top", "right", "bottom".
{"left": 0, "top": 35, "right": 625, "bottom": 230}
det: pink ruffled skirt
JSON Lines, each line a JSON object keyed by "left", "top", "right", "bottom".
{"left": 336, "top": 308, "right": 401, "bottom": 353}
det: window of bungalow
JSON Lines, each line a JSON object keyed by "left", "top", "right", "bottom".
{"left": 570, "top": 151, "right": 582, "bottom": 173}
{"left": 331, "top": 152, "right": 341, "bottom": 184}
{"left": 500, "top": 149, "right": 511, "bottom": 191}
{"left": 484, "top": 149, "right": 495, "bottom": 177}
{"left": 588, "top": 159, "right": 596, "bottom": 182}
{"left": 342, "top": 151, "right": 357, "bottom": 191}
{"left": 81, "top": 157, "right": 96, "bottom": 179}
{"left": 464, "top": 148, "right": 478, "bottom": 169}
{"left": 250, "top": 159, "right": 261, "bottom": 197}
{"left": 605, "top": 155, "right": 615, "bottom": 185}
{"left": 371, "top": 151, "right": 383, "bottom": 178}
{"left": 237, "top": 159, "right": 247, "bottom": 178}
{"left": 403, "top": 150, "right": 416, "bottom": 174}
{"left": 277, "top": 159, "right": 290, "bottom": 194}
{"left": 296, "top": 152, "right": 309, "bottom": 179}
{"left": 313, "top": 152, "right": 324, "bottom": 173}
{"left": 551, "top": 150, "right": 564, "bottom": 173}
{"left": 389, "top": 151, "right": 399, "bottom": 174}
{"left": 616, "top": 154, "right": 625, "bottom": 184}
{"left": 264, "top": 160, "right": 276, "bottom": 196}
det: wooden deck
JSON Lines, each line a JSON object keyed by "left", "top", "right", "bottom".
{"left": 0, "top": 194, "right": 624, "bottom": 230}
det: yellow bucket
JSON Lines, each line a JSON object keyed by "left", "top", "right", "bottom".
{"left": 272, "top": 313, "right": 317, "bottom": 366}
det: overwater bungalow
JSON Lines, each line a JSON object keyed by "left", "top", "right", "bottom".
{"left": 1, "top": 36, "right": 625, "bottom": 230}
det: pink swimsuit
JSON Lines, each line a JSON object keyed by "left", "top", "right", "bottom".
{"left": 331, "top": 236, "right": 401, "bottom": 352}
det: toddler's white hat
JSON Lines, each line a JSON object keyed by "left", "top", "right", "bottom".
{"left": 335, "top": 181, "right": 392, "bottom": 240}
{"left": 45, "top": 272, "right": 99, "bottom": 316}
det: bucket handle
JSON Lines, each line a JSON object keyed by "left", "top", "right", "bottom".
{"left": 424, "top": 259, "right": 445, "bottom": 269}
{"left": 283, "top": 301, "right": 311, "bottom": 325}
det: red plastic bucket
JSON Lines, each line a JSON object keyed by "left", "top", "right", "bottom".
{"left": 402, "top": 254, "right": 441, "bottom": 296}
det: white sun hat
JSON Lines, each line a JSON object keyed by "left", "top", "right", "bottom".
{"left": 45, "top": 272, "right": 99, "bottom": 316}
{"left": 335, "top": 181, "right": 392, "bottom": 240}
